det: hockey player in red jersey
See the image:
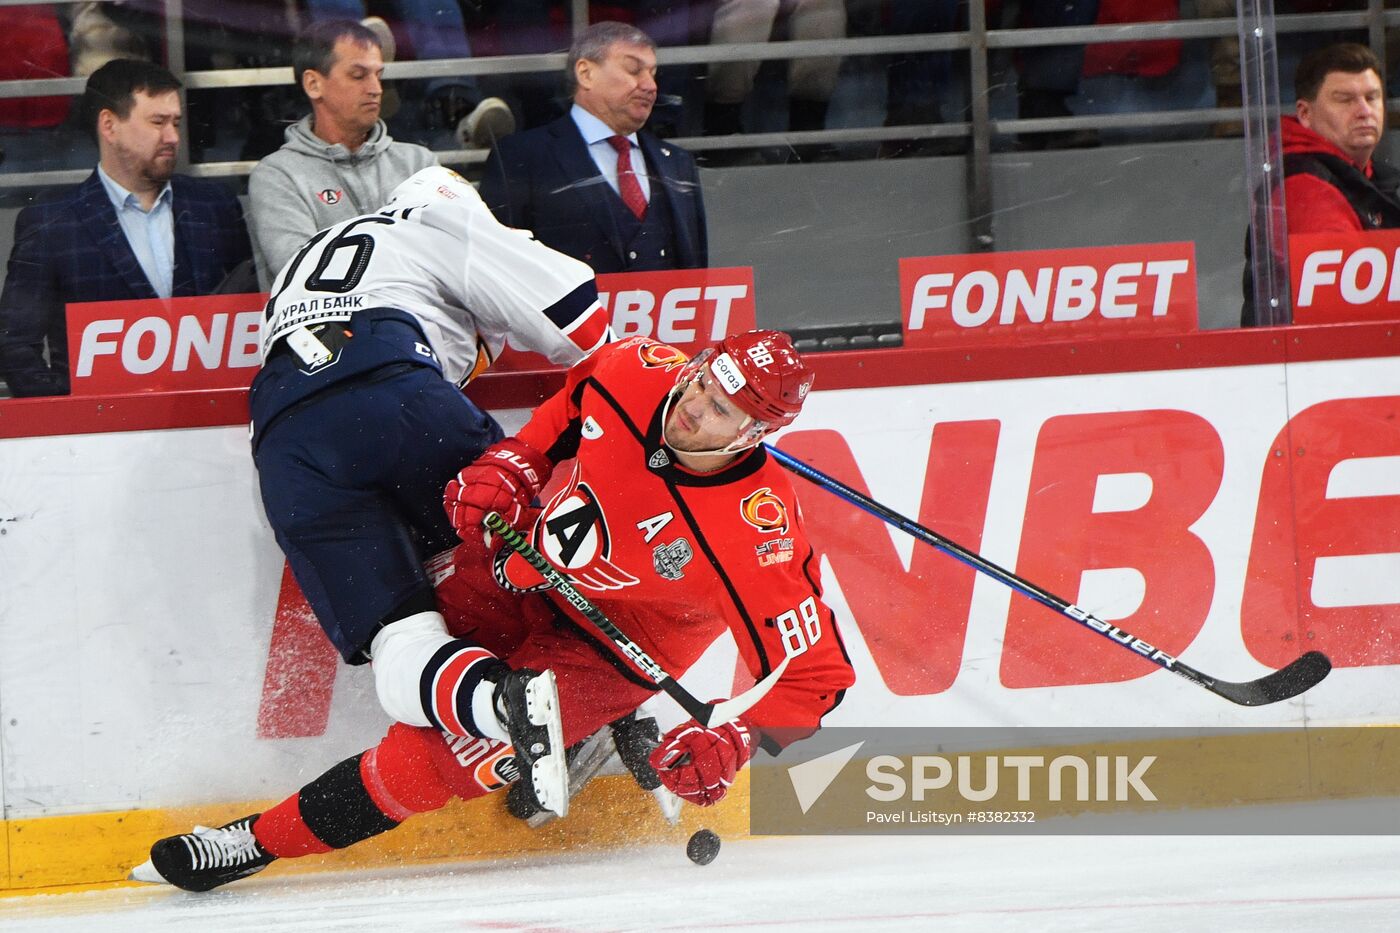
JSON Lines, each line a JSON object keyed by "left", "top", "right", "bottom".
{"left": 131, "top": 330, "right": 856, "bottom": 892}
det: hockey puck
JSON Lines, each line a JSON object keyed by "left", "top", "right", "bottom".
{"left": 686, "top": 828, "right": 720, "bottom": 865}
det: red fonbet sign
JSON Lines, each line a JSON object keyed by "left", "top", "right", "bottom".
{"left": 66, "top": 293, "right": 266, "bottom": 395}
{"left": 900, "top": 243, "right": 1197, "bottom": 347}
{"left": 494, "top": 266, "right": 757, "bottom": 371}
{"left": 1291, "top": 231, "right": 1400, "bottom": 323}
{"left": 65, "top": 268, "right": 757, "bottom": 393}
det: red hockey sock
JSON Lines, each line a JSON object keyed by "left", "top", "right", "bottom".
{"left": 361, "top": 723, "right": 455, "bottom": 819}
{"left": 255, "top": 793, "right": 334, "bottom": 859}
{"left": 253, "top": 726, "right": 455, "bottom": 859}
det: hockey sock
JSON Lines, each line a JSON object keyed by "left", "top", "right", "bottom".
{"left": 254, "top": 725, "right": 457, "bottom": 859}
{"left": 370, "top": 612, "right": 510, "bottom": 738}
{"left": 422, "top": 641, "right": 511, "bottom": 740}
{"left": 254, "top": 753, "right": 399, "bottom": 858}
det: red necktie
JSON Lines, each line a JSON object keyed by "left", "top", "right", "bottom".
{"left": 607, "top": 135, "right": 648, "bottom": 220}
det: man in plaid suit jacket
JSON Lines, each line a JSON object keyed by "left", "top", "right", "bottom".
{"left": 0, "top": 60, "right": 252, "bottom": 397}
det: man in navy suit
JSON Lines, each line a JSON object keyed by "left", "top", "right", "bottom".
{"left": 0, "top": 59, "right": 252, "bottom": 397}
{"left": 478, "top": 21, "right": 707, "bottom": 276}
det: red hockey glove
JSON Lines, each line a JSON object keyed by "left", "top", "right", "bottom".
{"left": 444, "top": 438, "right": 551, "bottom": 542}
{"left": 648, "top": 718, "right": 754, "bottom": 807}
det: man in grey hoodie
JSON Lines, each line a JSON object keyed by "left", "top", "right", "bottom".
{"left": 247, "top": 19, "right": 435, "bottom": 289}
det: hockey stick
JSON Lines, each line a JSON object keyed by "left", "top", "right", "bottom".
{"left": 484, "top": 511, "right": 790, "bottom": 726}
{"left": 765, "top": 445, "right": 1331, "bottom": 707}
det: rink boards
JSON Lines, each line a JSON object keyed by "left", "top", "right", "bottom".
{"left": 2, "top": 321, "right": 1400, "bottom": 889}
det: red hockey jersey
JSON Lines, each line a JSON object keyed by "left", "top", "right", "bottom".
{"left": 503, "top": 336, "right": 855, "bottom": 743}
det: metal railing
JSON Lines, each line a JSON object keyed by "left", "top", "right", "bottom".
{"left": 1, "top": 2, "right": 1397, "bottom": 254}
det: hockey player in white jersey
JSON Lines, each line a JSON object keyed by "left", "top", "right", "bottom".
{"left": 260, "top": 166, "right": 607, "bottom": 393}
{"left": 249, "top": 166, "right": 609, "bottom": 817}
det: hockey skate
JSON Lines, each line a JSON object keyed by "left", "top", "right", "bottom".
{"left": 494, "top": 667, "right": 569, "bottom": 818}
{"left": 129, "top": 814, "right": 276, "bottom": 892}
{"left": 506, "top": 711, "right": 681, "bottom": 827}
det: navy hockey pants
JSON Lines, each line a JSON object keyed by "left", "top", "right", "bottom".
{"left": 253, "top": 363, "right": 504, "bottom": 663}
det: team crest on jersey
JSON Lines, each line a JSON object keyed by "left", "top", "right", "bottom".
{"left": 316, "top": 188, "right": 344, "bottom": 205}
{"left": 652, "top": 538, "right": 694, "bottom": 581}
{"left": 497, "top": 464, "right": 640, "bottom": 594}
{"left": 740, "top": 486, "right": 790, "bottom": 534}
{"left": 755, "top": 537, "right": 795, "bottom": 567}
{"left": 637, "top": 341, "right": 690, "bottom": 371}
{"left": 492, "top": 543, "right": 551, "bottom": 594}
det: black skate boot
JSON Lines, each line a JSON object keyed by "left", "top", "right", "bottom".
{"left": 506, "top": 711, "right": 679, "bottom": 826}
{"left": 129, "top": 814, "right": 276, "bottom": 892}
{"left": 505, "top": 725, "right": 614, "bottom": 824}
{"left": 494, "top": 667, "right": 569, "bottom": 818}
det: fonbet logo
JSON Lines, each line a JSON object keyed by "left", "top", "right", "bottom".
{"left": 908, "top": 260, "right": 1191, "bottom": 329}
{"left": 1296, "top": 246, "right": 1400, "bottom": 306}
{"left": 75, "top": 311, "right": 262, "bottom": 378}
{"left": 603, "top": 283, "right": 750, "bottom": 344}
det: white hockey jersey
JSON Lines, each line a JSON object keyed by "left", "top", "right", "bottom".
{"left": 261, "top": 180, "right": 609, "bottom": 387}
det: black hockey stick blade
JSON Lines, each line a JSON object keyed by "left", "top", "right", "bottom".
{"left": 1185, "top": 650, "right": 1332, "bottom": 706}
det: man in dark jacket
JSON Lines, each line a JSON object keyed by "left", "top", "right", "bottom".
{"left": 478, "top": 21, "right": 707, "bottom": 276}
{"left": 0, "top": 59, "right": 252, "bottom": 396}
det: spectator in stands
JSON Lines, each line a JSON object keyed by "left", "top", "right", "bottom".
{"left": 247, "top": 20, "right": 462, "bottom": 288}
{"left": 68, "top": 2, "right": 149, "bottom": 77}
{"left": 1198, "top": 0, "right": 1243, "bottom": 137}
{"left": 1005, "top": 0, "right": 1102, "bottom": 150}
{"left": 478, "top": 21, "right": 707, "bottom": 275}
{"left": 483, "top": 2, "right": 701, "bottom": 135}
{"left": 1279, "top": 42, "right": 1399, "bottom": 233}
{"left": 299, "top": 2, "right": 513, "bottom": 149}
{"left": 0, "top": 59, "right": 251, "bottom": 397}
{"left": 847, "top": 0, "right": 962, "bottom": 158}
{"left": 1242, "top": 42, "right": 1399, "bottom": 325}
{"left": 0, "top": 6, "right": 73, "bottom": 142}
{"left": 481, "top": 1, "right": 571, "bottom": 132}
{"left": 702, "top": 0, "right": 846, "bottom": 163}
{"left": 851, "top": 0, "right": 1101, "bottom": 154}
{"left": 624, "top": 0, "right": 706, "bottom": 139}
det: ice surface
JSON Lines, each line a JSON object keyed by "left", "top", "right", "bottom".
{"left": 3, "top": 830, "right": 1399, "bottom": 932}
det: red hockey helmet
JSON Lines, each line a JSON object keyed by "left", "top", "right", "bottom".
{"left": 671, "top": 330, "right": 814, "bottom": 453}
{"left": 709, "top": 329, "right": 813, "bottom": 429}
